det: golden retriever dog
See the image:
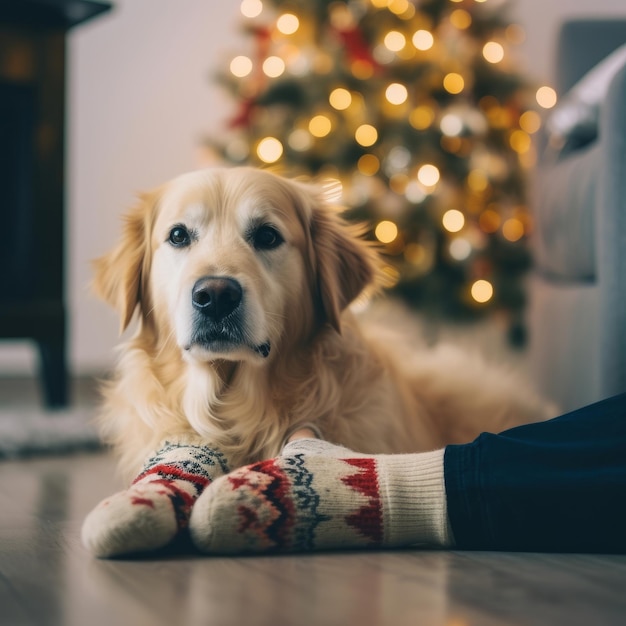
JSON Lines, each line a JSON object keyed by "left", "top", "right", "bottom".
{"left": 95, "top": 166, "right": 549, "bottom": 480}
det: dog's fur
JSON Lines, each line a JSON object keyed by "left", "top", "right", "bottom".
{"left": 95, "top": 167, "right": 550, "bottom": 479}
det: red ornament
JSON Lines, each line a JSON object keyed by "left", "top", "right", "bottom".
{"left": 333, "top": 24, "right": 379, "bottom": 71}
{"left": 228, "top": 97, "right": 256, "bottom": 129}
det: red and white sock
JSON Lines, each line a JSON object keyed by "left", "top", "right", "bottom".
{"left": 82, "top": 440, "right": 229, "bottom": 557}
{"left": 189, "top": 438, "right": 453, "bottom": 554}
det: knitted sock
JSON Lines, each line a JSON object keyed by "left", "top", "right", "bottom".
{"left": 189, "top": 438, "right": 453, "bottom": 554}
{"left": 82, "top": 440, "right": 229, "bottom": 558}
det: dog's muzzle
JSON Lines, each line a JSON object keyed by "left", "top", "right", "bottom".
{"left": 187, "top": 276, "right": 271, "bottom": 358}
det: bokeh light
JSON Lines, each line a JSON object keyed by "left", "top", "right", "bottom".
{"left": 519, "top": 110, "right": 541, "bottom": 134}
{"left": 309, "top": 115, "right": 332, "bottom": 137}
{"left": 449, "top": 238, "right": 472, "bottom": 261}
{"left": 483, "top": 42, "right": 504, "bottom": 64}
{"left": 440, "top": 114, "right": 463, "bottom": 136}
{"left": 384, "top": 31, "right": 406, "bottom": 52}
{"left": 410, "top": 105, "right": 435, "bottom": 130}
{"left": 450, "top": 9, "right": 472, "bottom": 29}
{"left": 442, "top": 209, "right": 465, "bottom": 233}
{"left": 502, "top": 217, "right": 525, "bottom": 241}
{"left": 412, "top": 30, "right": 434, "bottom": 50}
{"left": 230, "top": 56, "right": 253, "bottom": 77}
{"left": 276, "top": 13, "right": 299, "bottom": 34}
{"left": 471, "top": 279, "right": 494, "bottom": 303}
{"left": 443, "top": 73, "right": 465, "bottom": 94}
{"left": 240, "top": 0, "right": 263, "bottom": 18}
{"left": 329, "top": 87, "right": 352, "bottom": 110}
{"left": 385, "top": 82, "right": 408, "bottom": 104}
{"left": 358, "top": 154, "right": 380, "bottom": 176}
{"left": 256, "top": 137, "right": 283, "bottom": 163}
{"left": 355, "top": 124, "right": 378, "bottom": 146}
{"left": 288, "top": 129, "right": 312, "bottom": 151}
{"left": 263, "top": 56, "right": 285, "bottom": 77}
{"left": 536, "top": 86, "right": 558, "bottom": 109}
{"left": 417, "top": 163, "right": 440, "bottom": 187}
{"left": 375, "top": 220, "right": 398, "bottom": 243}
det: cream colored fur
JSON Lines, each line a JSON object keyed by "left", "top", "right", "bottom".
{"left": 94, "top": 167, "right": 550, "bottom": 480}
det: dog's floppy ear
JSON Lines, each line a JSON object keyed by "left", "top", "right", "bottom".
{"left": 92, "top": 190, "right": 159, "bottom": 333}
{"left": 311, "top": 204, "right": 379, "bottom": 332}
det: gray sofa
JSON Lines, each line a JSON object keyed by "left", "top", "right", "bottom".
{"left": 528, "top": 19, "right": 626, "bottom": 412}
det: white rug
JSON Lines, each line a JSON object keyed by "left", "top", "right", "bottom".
{"left": 0, "top": 408, "right": 102, "bottom": 458}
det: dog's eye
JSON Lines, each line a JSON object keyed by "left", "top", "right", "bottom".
{"left": 168, "top": 225, "right": 191, "bottom": 248}
{"left": 252, "top": 224, "right": 284, "bottom": 250}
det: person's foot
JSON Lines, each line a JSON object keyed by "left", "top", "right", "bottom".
{"left": 189, "top": 438, "right": 451, "bottom": 554}
{"left": 82, "top": 441, "right": 229, "bottom": 557}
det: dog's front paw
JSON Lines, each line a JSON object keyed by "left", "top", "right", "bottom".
{"left": 81, "top": 485, "right": 178, "bottom": 558}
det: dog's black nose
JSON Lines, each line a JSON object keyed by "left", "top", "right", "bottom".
{"left": 191, "top": 276, "right": 242, "bottom": 320}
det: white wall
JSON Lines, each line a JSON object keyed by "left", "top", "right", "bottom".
{"left": 1, "top": 0, "right": 625, "bottom": 375}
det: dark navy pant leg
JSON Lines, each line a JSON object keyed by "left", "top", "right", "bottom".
{"left": 444, "top": 393, "right": 626, "bottom": 553}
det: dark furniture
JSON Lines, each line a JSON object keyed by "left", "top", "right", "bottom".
{"left": 0, "top": 0, "right": 111, "bottom": 407}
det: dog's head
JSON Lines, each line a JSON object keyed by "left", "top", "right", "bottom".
{"left": 94, "top": 167, "right": 378, "bottom": 365}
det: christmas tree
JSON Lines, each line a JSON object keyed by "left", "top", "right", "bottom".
{"left": 213, "top": 0, "right": 553, "bottom": 338}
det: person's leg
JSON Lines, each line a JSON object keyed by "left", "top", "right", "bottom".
{"left": 445, "top": 392, "right": 626, "bottom": 553}
{"left": 190, "top": 393, "right": 626, "bottom": 555}
{"left": 189, "top": 437, "right": 452, "bottom": 553}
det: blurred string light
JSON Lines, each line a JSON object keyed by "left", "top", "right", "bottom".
{"left": 442, "top": 209, "right": 465, "bottom": 233}
{"left": 375, "top": 220, "right": 398, "bottom": 244}
{"left": 389, "top": 0, "right": 413, "bottom": 18}
{"left": 262, "top": 56, "right": 285, "bottom": 77}
{"left": 440, "top": 113, "right": 463, "bottom": 136}
{"left": 329, "top": 87, "right": 352, "bottom": 110}
{"left": 386, "top": 146, "right": 411, "bottom": 171}
{"left": 509, "top": 129, "right": 531, "bottom": 153}
{"left": 385, "top": 82, "right": 408, "bottom": 104}
{"left": 240, "top": 0, "right": 263, "bottom": 18}
{"left": 449, "top": 237, "right": 472, "bottom": 261}
{"left": 288, "top": 128, "right": 312, "bottom": 151}
{"left": 519, "top": 110, "right": 541, "bottom": 133}
{"left": 482, "top": 41, "right": 504, "bottom": 64}
{"left": 256, "top": 137, "right": 283, "bottom": 162}
{"left": 405, "top": 180, "right": 426, "bottom": 203}
{"left": 384, "top": 30, "right": 406, "bottom": 52}
{"left": 471, "top": 279, "right": 494, "bottom": 303}
{"left": 351, "top": 59, "right": 375, "bottom": 79}
{"left": 355, "top": 124, "right": 378, "bottom": 146}
{"left": 358, "top": 154, "right": 380, "bottom": 175}
{"left": 309, "top": 114, "right": 332, "bottom": 137}
{"left": 467, "top": 169, "right": 488, "bottom": 192}
{"left": 536, "top": 86, "right": 557, "bottom": 108}
{"left": 417, "top": 163, "right": 440, "bottom": 187}
{"left": 479, "top": 208, "right": 501, "bottom": 233}
{"left": 230, "top": 55, "right": 253, "bottom": 77}
{"left": 450, "top": 9, "right": 471, "bottom": 29}
{"left": 276, "top": 13, "right": 299, "bottom": 34}
{"left": 410, "top": 105, "right": 434, "bottom": 129}
{"left": 443, "top": 73, "right": 464, "bottom": 94}
{"left": 502, "top": 217, "right": 524, "bottom": 241}
{"left": 412, "top": 29, "right": 434, "bottom": 50}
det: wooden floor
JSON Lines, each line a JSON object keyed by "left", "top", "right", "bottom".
{"left": 2, "top": 379, "right": 626, "bottom": 625}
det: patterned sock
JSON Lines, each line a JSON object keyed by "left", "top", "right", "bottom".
{"left": 189, "top": 439, "right": 452, "bottom": 554}
{"left": 82, "top": 440, "right": 229, "bottom": 557}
